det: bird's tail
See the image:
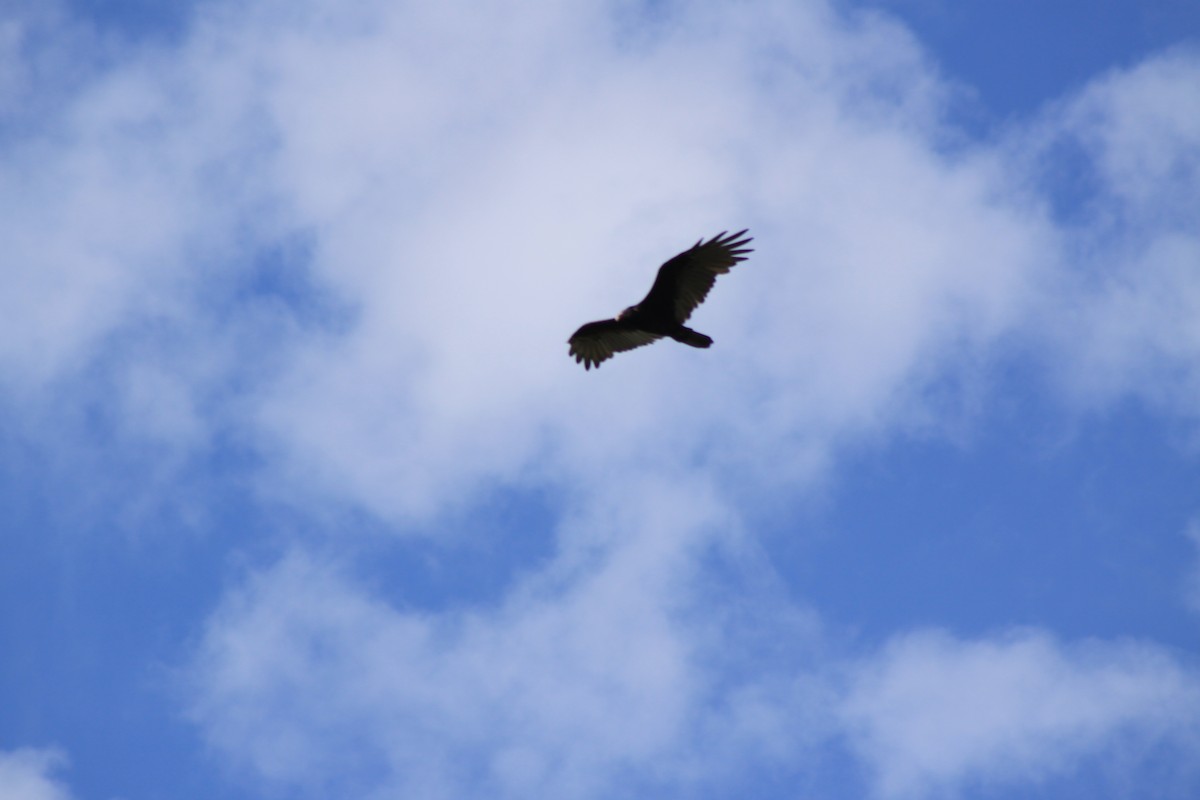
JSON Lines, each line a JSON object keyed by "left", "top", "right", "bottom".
{"left": 673, "top": 326, "right": 713, "bottom": 348}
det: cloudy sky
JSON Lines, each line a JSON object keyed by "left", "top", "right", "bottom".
{"left": 2, "top": 0, "right": 1200, "bottom": 798}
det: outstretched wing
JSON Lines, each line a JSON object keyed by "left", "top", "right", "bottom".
{"left": 642, "top": 229, "right": 753, "bottom": 323}
{"left": 567, "top": 319, "right": 662, "bottom": 370}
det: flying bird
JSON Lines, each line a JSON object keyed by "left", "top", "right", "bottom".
{"left": 567, "top": 229, "right": 753, "bottom": 370}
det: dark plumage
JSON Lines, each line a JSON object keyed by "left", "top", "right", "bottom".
{"left": 568, "top": 229, "right": 753, "bottom": 370}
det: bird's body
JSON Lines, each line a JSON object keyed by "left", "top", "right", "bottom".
{"left": 567, "top": 229, "right": 752, "bottom": 370}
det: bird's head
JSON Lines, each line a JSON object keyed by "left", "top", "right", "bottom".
{"left": 616, "top": 305, "right": 638, "bottom": 321}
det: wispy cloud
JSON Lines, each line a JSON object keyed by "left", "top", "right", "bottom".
{"left": 1022, "top": 50, "right": 1200, "bottom": 414}
{"left": 186, "top": 501, "right": 829, "bottom": 798}
{"left": 0, "top": 748, "right": 74, "bottom": 800}
{"left": 842, "top": 629, "right": 1200, "bottom": 798}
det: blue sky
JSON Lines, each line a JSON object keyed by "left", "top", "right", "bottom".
{"left": 2, "top": 0, "right": 1199, "bottom": 798}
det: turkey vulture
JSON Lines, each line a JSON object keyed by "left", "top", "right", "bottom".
{"left": 567, "top": 229, "right": 753, "bottom": 370}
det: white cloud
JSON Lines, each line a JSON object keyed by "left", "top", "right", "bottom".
{"left": 190, "top": 548, "right": 701, "bottom": 797}
{"left": 222, "top": 0, "right": 1055, "bottom": 524}
{"left": 187, "top": 479, "right": 830, "bottom": 798}
{"left": 841, "top": 629, "right": 1200, "bottom": 798}
{"left": 0, "top": 1, "right": 1193, "bottom": 522}
{"left": 0, "top": 0, "right": 1059, "bottom": 522}
{"left": 0, "top": 749, "right": 74, "bottom": 800}
{"left": 1024, "top": 50, "right": 1200, "bottom": 414}
{"left": 190, "top": 542, "right": 1200, "bottom": 798}
{"left": 1062, "top": 50, "right": 1200, "bottom": 224}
